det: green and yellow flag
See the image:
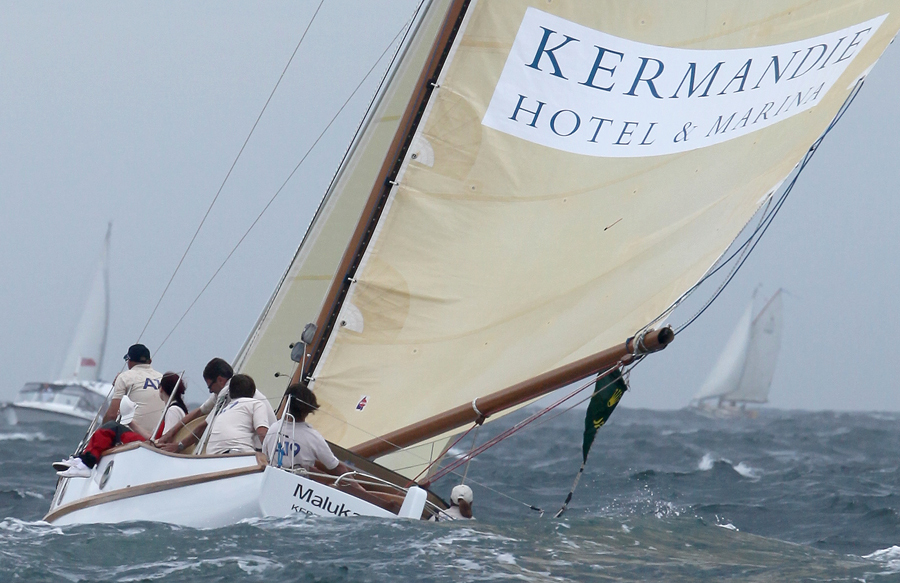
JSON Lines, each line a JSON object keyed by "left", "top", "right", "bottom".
{"left": 582, "top": 369, "right": 628, "bottom": 463}
{"left": 555, "top": 367, "right": 628, "bottom": 518}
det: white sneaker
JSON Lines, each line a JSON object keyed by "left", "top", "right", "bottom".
{"left": 51, "top": 457, "right": 79, "bottom": 471}
{"left": 56, "top": 457, "right": 91, "bottom": 478}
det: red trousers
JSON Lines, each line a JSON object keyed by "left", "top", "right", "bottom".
{"left": 81, "top": 421, "right": 145, "bottom": 468}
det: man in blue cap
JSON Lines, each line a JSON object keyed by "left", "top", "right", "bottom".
{"left": 101, "top": 344, "right": 164, "bottom": 438}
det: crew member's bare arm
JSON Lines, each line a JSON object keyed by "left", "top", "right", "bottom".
{"left": 158, "top": 420, "right": 207, "bottom": 453}
{"left": 103, "top": 398, "right": 121, "bottom": 425}
{"left": 158, "top": 407, "right": 204, "bottom": 444}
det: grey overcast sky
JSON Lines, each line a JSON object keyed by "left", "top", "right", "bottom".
{"left": 0, "top": 3, "right": 898, "bottom": 411}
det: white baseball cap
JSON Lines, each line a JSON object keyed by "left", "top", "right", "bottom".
{"left": 451, "top": 484, "right": 473, "bottom": 505}
{"left": 119, "top": 395, "right": 137, "bottom": 425}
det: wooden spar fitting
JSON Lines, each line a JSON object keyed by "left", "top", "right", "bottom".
{"left": 292, "top": 0, "right": 472, "bottom": 387}
{"left": 350, "top": 327, "right": 675, "bottom": 460}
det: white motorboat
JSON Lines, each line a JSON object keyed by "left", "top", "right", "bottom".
{"left": 5, "top": 381, "right": 111, "bottom": 426}
{"left": 6, "top": 224, "right": 112, "bottom": 426}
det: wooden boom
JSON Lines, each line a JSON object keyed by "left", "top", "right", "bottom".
{"left": 350, "top": 327, "right": 674, "bottom": 460}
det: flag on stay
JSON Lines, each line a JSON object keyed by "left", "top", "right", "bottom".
{"left": 582, "top": 368, "right": 628, "bottom": 463}
{"left": 80, "top": 357, "right": 97, "bottom": 367}
{"left": 555, "top": 367, "right": 629, "bottom": 518}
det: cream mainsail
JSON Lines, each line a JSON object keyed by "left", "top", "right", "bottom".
{"left": 237, "top": 1, "right": 900, "bottom": 477}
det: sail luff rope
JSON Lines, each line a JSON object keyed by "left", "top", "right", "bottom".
{"left": 136, "top": 0, "right": 327, "bottom": 344}
{"left": 426, "top": 81, "right": 867, "bottom": 462}
{"left": 636, "top": 78, "right": 866, "bottom": 339}
{"left": 154, "top": 24, "right": 412, "bottom": 353}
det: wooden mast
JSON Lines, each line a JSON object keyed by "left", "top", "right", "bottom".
{"left": 291, "top": 0, "right": 472, "bottom": 387}
{"left": 350, "top": 327, "right": 674, "bottom": 460}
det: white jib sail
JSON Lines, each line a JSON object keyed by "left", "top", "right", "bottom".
{"left": 58, "top": 223, "right": 110, "bottom": 381}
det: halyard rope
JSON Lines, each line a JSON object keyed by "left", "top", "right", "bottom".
{"left": 153, "top": 19, "right": 419, "bottom": 352}
{"left": 137, "top": 0, "right": 327, "bottom": 343}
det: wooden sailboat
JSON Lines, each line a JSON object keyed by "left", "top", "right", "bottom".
{"left": 692, "top": 290, "right": 784, "bottom": 418}
{"left": 45, "top": 1, "right": 900, "bottom": 526}
{"left": 5, "top": 224, "right": 112, "bottom": 426}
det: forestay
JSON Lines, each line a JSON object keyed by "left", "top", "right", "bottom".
{"left": 238, "top": 1, "right": 900, "bottom": 477}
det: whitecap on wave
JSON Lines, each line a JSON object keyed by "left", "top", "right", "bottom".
{"left": 0, "top": 432, "right": 47, "bottom": 442}
{"left": 0, "top": 517, "right": 62, "bottom": 538}
{"left": 864, "top": 546, "right": 900, "bottom": 572}
{"left": 698, "top": 453, "right": 760, "bottom": 479}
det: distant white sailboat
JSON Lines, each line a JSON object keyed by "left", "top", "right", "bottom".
{"left": 692, "top": 290, "right": 784, "bottom": 418}
{"left": 5, "top": 224, "right": 113, "bottom": 425}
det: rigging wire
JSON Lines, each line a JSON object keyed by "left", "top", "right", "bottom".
{"left": 137, "top": 0, "right": 327, "bottom": 344}
{"left": 637, "top": 78, "right": 867, "bottom": 338}
{"left": 461, "top": 423, "right": 480, "bottom": 483}
{"left": 422, "top": 365, "right": 624, "bottom": 487}
{"left": 154, "top": 23, "right": 414, "bottom": 353}
{"left": 232, "top": 0, "right": 428, "bottom": 371}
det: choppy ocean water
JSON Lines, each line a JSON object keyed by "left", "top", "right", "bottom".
{"left": 2, "top": 407, "right": 900, "bottom": 582}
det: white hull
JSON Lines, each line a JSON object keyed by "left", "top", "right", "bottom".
{"left": 45, "top": 444, "right": 428, "bottom": 528}
{"left": 691, "top": 401, "right": 760, "bottom": 420}
{"left": 8, "top": 380, "right": 111, "bottom": 426}
{"left": 5, "top": 403, "right": 95, "bottom": 426}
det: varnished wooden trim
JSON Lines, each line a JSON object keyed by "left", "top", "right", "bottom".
{"left": 100, "top": 441, "right": 266, "bottom": 460}
{"left": 44, "top": 457, "right": 265, "bottom": 523}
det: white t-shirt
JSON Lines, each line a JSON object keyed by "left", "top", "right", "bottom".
{"left": 112, "top": 364, "right": 164, "bottom": 436}
{"left": 262, "top": 418, "right": 339, "bottom": 471}
{"left": 441, "top": 506, "right": 473, "bottom": 520}
{"left": 200, "top": 386, "right": 276, "bottom": 426}
{"left": 206, "top": 397, "right": 270, "bottom": 455}
{"left": 161, "top": 405, "right": 186, "bottom": 437}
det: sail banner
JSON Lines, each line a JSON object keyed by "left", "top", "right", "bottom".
{"left": 483, "top": 10, "right": 886, "bottom": 158}
{"left": 242, "top": 1, "right": 900, "bottom": 477}
{"left": 582, "top": 369, "right": 627, "bottom": 463}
